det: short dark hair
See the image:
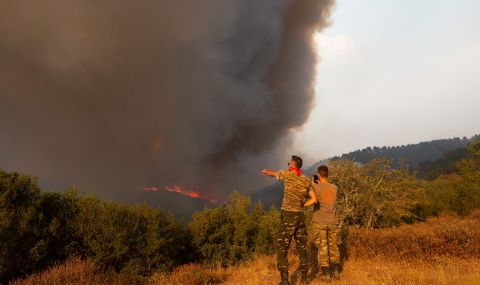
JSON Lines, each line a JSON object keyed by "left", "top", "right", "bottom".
{"left": 317, "top": 165, "right": 329, "bottom": 178}
{"left": 291, "top": 155, "right": 303, "bottom": 169}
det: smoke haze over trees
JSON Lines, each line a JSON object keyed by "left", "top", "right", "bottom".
{"left": 0, "top": 0, "right": 335, "bottom": 200}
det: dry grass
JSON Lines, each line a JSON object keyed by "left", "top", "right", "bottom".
{"left": 9, "top": 257, "right": 137, "bottom": 285}
{"left": 147, "top": 256, "right": 278, "bottom": 285}
{"left": 12, "top": 213, "right": 480, "bottom": 285}
{"left": 348, "top": 212, "right": 480, "bottom": 260}
{"left": 14, "top": 255, "right": 480, "bottom": 285}
{"left": 336, "top": 257, "right": 480, "bottom": 285}
{"left": 150, "top": 255, "right": 480, "bottom": 285}
{"left": 152, "top": 213, "right": 480, "bottom": 285}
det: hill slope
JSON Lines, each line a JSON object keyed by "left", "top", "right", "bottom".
{"left": 416, "top": 147, "right": 472, "bottom": 180}
{"left": 331, "top": 136, "right": 477, "bottom": 168}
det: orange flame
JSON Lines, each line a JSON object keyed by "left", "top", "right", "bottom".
{"left": 143, "top": 185, "right": 217, "bottom": 203}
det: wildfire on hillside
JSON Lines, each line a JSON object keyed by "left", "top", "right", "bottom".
{"left": 143, "top": 185, "right": 218, "bottom": 204}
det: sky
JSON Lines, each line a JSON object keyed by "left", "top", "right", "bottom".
{"left": 293, "top": 0, "right": 480, "bottom": 163}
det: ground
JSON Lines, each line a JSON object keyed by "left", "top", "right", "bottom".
{"left": 151, "top": 255, "right": 480, "bottom": 285}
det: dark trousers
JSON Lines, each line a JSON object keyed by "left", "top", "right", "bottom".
{"left": 276, "top": 210, "right": 307, "bottom": 272}
{"left": 312, "top": 223, "right": 340, "bottom": 267}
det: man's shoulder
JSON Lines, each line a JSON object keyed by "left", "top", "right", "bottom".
{"left": 280, "top": 171, "right": 311, "bottom": 185}
{"left": 329, "top": 183, "right": 338, "bottom": 190}
{"left": 280, "top": 170, "right": 303, "bottom": 179}
{"left": 327, "top": 183, "right": 338, "bottom": 193}
{"left": 300, "top": 174, "right": 311, "bottom": 183}
{"left": 314, "top": 182, "right": 338, "bottom": 190}
{"left": 276, "top": 169, "right": 289, "bottom": 180}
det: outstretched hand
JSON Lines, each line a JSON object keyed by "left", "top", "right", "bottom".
{"left": 261, "top": 169, "right": 277, "bottom": 177}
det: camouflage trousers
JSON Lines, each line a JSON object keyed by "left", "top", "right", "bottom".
{"left": 312, "top": 223, "right": 340, "bottom": 267}
{"left": 277, "top": 210, "right": 307, "bottom": 272}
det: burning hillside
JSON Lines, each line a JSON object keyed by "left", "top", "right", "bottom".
{"left": 143, "top": 185, "right": 219, "bottom": 204}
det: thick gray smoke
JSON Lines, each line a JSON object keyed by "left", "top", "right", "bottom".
{"left": 0, "top": 0, "right": 335, "bottom": 201}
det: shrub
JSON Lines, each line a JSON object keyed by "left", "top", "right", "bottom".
{"left": 189, "top": 192, "right": 280, "bottom": 265}
{"left": 0, "top": 171, "right": 75, "bottom": 282}
{"left": 71, "top": 194, "right": 193, "bottom": 276}
{"left": 328, "top": 159, "right": 430, "bottom": 228}
{"left": 425, "top": 139, "right": 480, "bottom": 216}
{"left": 0, "top": 169, "right": 193, "bottom": 283}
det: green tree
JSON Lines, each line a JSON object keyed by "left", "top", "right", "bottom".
{"left": 467, "top": 138, "right": 480, "bottom": 156}
{"left": 189, "top": 206, "right": 232, "bottom": 264}
{"left": 328, "top": 159, "right": 429, "bottom": 228}
{"left": 425, "top": 138, "right": 480, "bottom": 216}
{"left": 0, "top": 170, "right": 41, "bottom": 282}
{"left": 0, "top": 168, "right": 194, "bottom": 282}
{"left": 254, "top": 205, "right": 280, "bottom": 254}
{"left": 226, "top": 192, "right": 257, "bottom": 262}
{"left": 72, "top": 195, "right": 192, "bottom": 275}
{"left": 0, "top": 170, "right": 76, "bottom": 282}
{"left": 189, "top": 192, "right": 280, "bottom": 265}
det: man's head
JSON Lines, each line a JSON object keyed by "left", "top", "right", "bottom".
{"left": 289, "top": 155, "right": 303, "bottom": 169}
{"left": 317, "top": 165, "right": 329, "bottom": 178}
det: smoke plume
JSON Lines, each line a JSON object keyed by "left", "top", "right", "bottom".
{"left": 0, "top": 0, "right": 335, "bottom": 200}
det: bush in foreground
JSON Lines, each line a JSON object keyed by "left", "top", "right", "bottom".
{"left": 13, "top": 213, "right": 480, "bottom": 285}
{"left": 189, "top": 192, "right": 279, "bottom": 265}
{"left": 0, "top": 169, "right": 193, "bottom": 283}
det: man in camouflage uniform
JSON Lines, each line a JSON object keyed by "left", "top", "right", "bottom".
{"left": 304, "top": 165, "right": 341, "bottom": 280}
{"left": 262, "top": 155, "right": 314, "bottom": 285}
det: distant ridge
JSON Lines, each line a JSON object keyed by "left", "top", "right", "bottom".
{"left": 331, "top": 135, "right": 478, "bottom": 168}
